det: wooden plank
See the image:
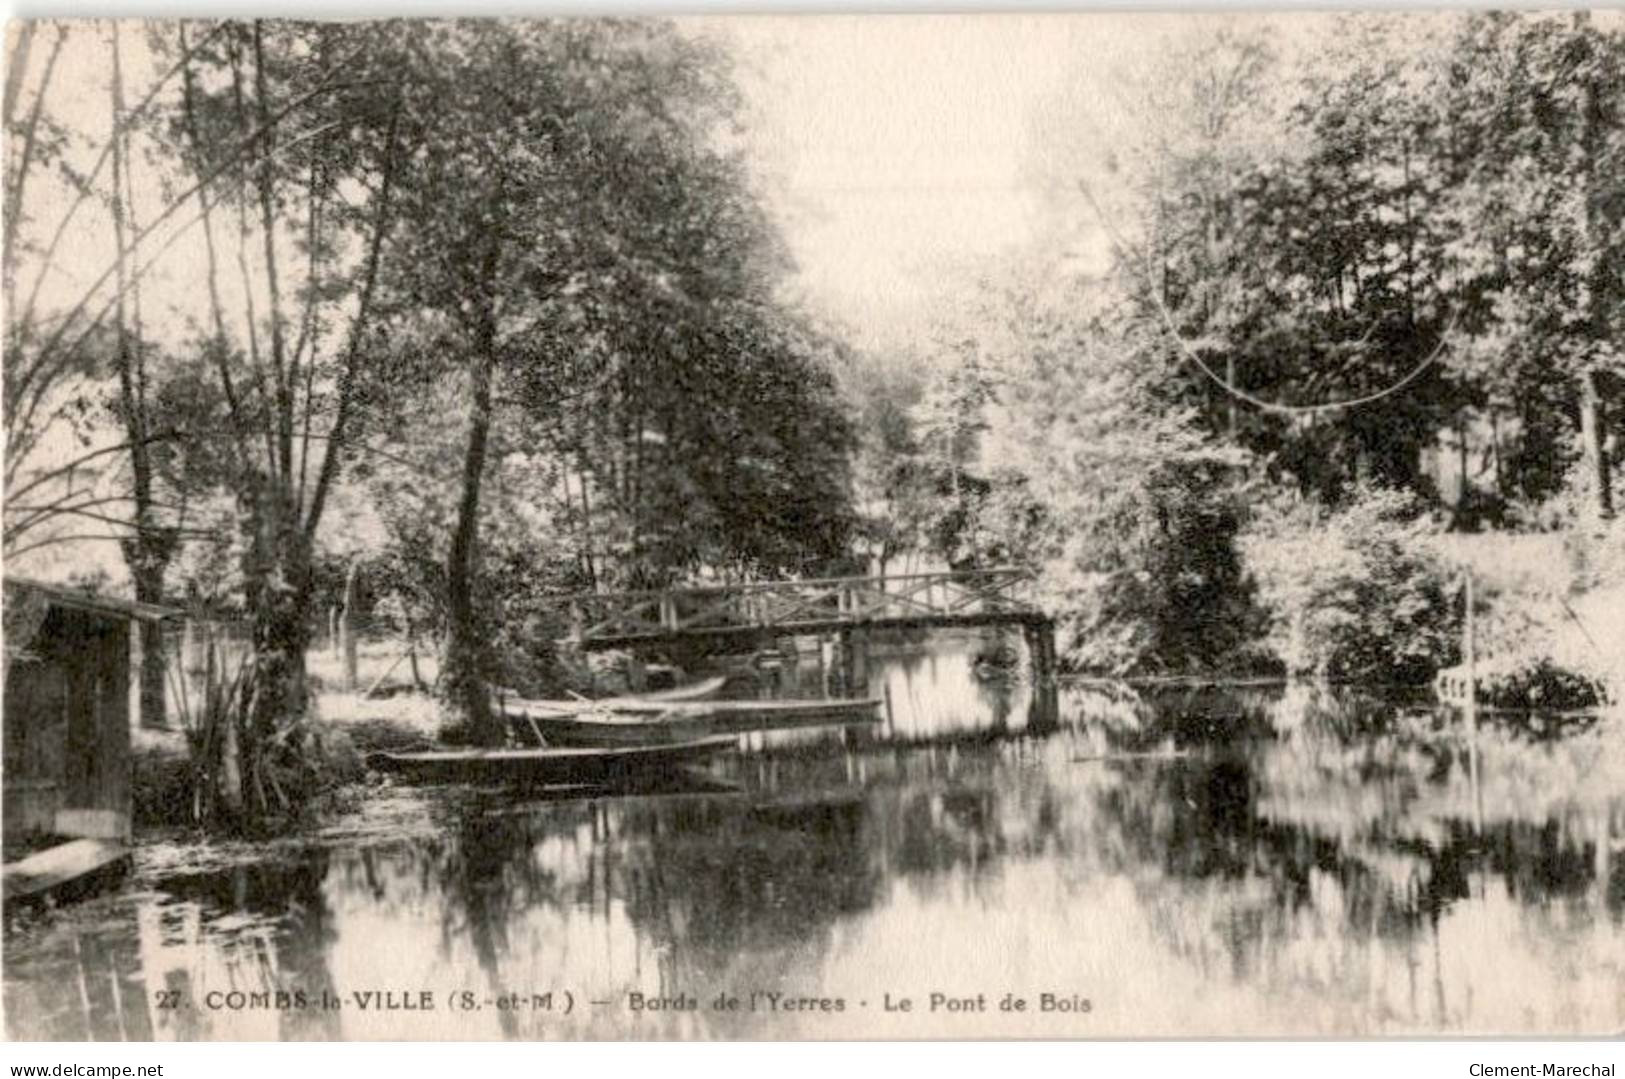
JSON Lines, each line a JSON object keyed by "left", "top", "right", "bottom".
{"left": 2, "top": 838, "right": 131, "bottom": 903}
{"left": 368, "top": 737, "right": 735, "bottom": 785}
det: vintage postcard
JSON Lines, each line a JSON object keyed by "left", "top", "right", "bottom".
{"left": 3, "top": 12, "right": 1622, "bottom": 1042}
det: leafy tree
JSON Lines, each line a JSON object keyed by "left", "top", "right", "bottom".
{"left": 157, "top": 18, "right": 405, "bottom": 821}
{"left": 841, "top": 349, "right": 933, "bottom": 575}
{"left": 911, "top": 338, "right": 999, "bottom": 568}
{"left": 970, "top": 276, "right": 1257, "bottom": 674}
{"left": 1241, "top": 484, "right": 1457, "bottom": 683}
{"left": 370, "top": 20, "right": 854, "bottom": 742}
{"left": 1099, "top": 13, "right": 1622, "bottom": 517}
{"left": 1434, "top": 12, "right": 1625, "bottom": 518}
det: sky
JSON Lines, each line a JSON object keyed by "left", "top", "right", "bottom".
{"left": 706, "top": 14, "right": 1115, "bottom": 354}
{"left": 700, "top": 13, "right": 1297, "bottom": 356}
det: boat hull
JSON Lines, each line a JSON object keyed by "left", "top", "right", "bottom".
{"left": 495, "top": 675, "right": 729, "bottom": 717}
{"left": 367, "top": 737, "right": 736, "bottom": 786}
{"left": 506, "top": 697, "right": 883, "bottom": 748}
{"left": 693, "top": 698, "right": 883, "bottom": 733}
{"left": 514, "top": 715, "right": 712, "bottom": 748}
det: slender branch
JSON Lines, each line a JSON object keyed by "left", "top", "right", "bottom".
{"left": 6, "top": 533, "right": 149, "bottom": 560}
{"left": 9, "top": 492, "right": 192, "bottom": 528}
{"left": 7, "top": 530, "right": 228, "bottom": 563}
{"left": 293, "top": 151, "right": 325, "bottom": 511}
{"left": 2, "top": 21, "right": 36, "bottom": 126}
{"left": 15, "top": 22, "right": 230, "bottom": 345}
{"left": 230, "top": 33, "right": 275, "bottom": 479}
{"left": 7, "top": 431, "right": 185, "bottom": 506}
{"left": 109, "top": 19, "right": 146, "bottom": 455}
{"left": 251, "top": 20, "right": 293, "bottom": 480}
{"left": 19, "top": 68, "right": 364, "bottom": 423}
{"left": 6, "top": 504, "right": 214, "bottom": 536}
{"left": 178, "top": 22, "right": 244, "bottom": 460}
{"left": 9, "top": 424, "right": 450, "bottom": 519}
{"left": 3, "top": 24, "right": 67, "bottom": 315}
{"left": 11, "top": 118, "right": 341, "bottom": 476}
{"left": 303, "top": 102, "right": 402, "bottom": 543}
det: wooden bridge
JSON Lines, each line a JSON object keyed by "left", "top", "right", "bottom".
{"left": 568, "top": 568, "right": 1054, "bottom": 675}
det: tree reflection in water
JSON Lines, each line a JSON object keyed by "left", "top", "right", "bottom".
{"left": 4, "top": 636, "right": 1621, "bottom": 1038}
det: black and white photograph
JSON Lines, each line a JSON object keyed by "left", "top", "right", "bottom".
{"left": 2, "top": 10, "right": 1622, "bottom": 1043}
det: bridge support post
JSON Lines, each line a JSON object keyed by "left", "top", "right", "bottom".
{"left": 1022, "top": 619, "right": 1057, "bottom": 686}
{"left": 775, "top": 635, "right": 801, "bottom": 693}
{"left": 1028, "top": 675, "right": 1059, "bottom": 734}
{"left": 1027, "top": 624, "right": 1066, "bottom": 734}
{"left": 839, "top": 628, "right": 869, "bottom": 694}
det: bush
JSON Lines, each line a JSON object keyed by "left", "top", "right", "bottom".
{"left": 1242, "top": 484, "right": 1457, "bottom": 685}
{"left": 1050, "top": 459, "right": 1267, "bottom": 675}
{"left": 131, "top": 742, "right": 194, "bottom": 828}
{"left": 1472, "top": 654, "right": 1606, "bottom": 711}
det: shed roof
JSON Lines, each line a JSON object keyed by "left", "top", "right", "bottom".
{"left": 3, "top": 577, "right": 178, "bottom": 623}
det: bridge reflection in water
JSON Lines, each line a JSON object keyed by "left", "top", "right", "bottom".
{"left": 4, "top": 635, "right": 1621, "bottom": 1040}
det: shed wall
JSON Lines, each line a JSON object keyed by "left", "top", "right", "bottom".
{"left": 4, "top": 606, "right": 133, "bottom": 842}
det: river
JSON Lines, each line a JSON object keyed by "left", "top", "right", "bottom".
{"left": 5, "top": 632, "right": 1622, "bottom": 1039}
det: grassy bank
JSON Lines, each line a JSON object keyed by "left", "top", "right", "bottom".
{"left": 130, "top": 687, "right": 414, "bottom": 832}
{"left": 1435, "top": 528, "right": 1623, "bottom": 714}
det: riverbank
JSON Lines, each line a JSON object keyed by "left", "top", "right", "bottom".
{"left": 1436, "top": 529, "right": 1623, "bottom": 712}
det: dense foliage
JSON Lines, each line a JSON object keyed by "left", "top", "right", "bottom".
{"left": 1240, "top": 485, "right": 1457, "bottom": 684}
{"left": 4, "top": 17, "right": 860, "bottom": 818}
{"left": 842, "top": 12, "right": 1622, "bottom": 679}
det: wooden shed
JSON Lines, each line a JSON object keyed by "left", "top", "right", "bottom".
{"left": 3, "top": 577, "right": 173, "bottom": 845}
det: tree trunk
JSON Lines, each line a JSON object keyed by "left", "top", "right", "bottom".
{"left": 110, "top": 23, "right": 174, "bottom": 733}
{"left": 576, "top": 458, "right": 599, "bottom": 591}
{"left": 237, "top": 481, "right": 314, "bottom": 827}
{"left": 442, "top": 323, "right": 503, "bottom": 745}
{"left": 131, "top": 564, "right": 169, "bottom": 729}
{"left": 404, "top": 610, "right": 427, "bottom": 694}
{"left": 1456, "top": 418, "right": 1470, "bottom": 520}
{"left": 340, "top": 561, "right": 360, "bottom": 691}
{"left": 1580, "top": 369, "right": 1614, "bottom": 520}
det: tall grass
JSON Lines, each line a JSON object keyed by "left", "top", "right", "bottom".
{"left": 164, "top": 622, "right": 255, "bottom": 827}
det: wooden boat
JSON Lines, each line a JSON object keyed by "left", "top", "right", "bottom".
{"left": 506, "top": 696, "right": 883, "bottom": 748}
{"left": 3, "top": 839, "right": 131, "bottom": 906}
{"left": 668, "top": 697, "right": 883, "bottom": 734}
{"left": 493, "top": 674, "right": 727, "bottom": 716}
{"left": 366, "top": 736, "right": 736, "bottom": 786}
{"left": 635, "top": 675, "right": 729, "bottom": 703}
{"left": 507, "top": 707, "right": 710, "bottom": 748}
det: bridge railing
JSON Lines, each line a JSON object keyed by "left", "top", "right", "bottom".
{"left": 569, "top": 568, "right": 1038, "bottom": 642}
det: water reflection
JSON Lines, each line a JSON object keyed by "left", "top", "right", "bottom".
{"left": 6, "top": 635, "right": 1622, "bottom": 1038}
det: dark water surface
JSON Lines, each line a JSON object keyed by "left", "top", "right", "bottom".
{"left": 6, "top": 636, "right": 1622, "bottom": 1039}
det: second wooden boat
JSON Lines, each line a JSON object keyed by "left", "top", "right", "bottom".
{"left": 505, "top": 696, "right": 883, "bottom": 748}
{"left": 494, "top": 674, "right": 728, "bottom": 717}
{"left": 633, "top": 675, "right": 729, "bottom": 703}
{"left": 366, "top": 737, "right": 736, "bottom": 786}
{"left": 667, "top": 697, "right": 883, "bottom": 733}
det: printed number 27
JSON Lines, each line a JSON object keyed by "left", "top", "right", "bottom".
{"left": 154, "top": 991, "right": 182, "bottom": 1010}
